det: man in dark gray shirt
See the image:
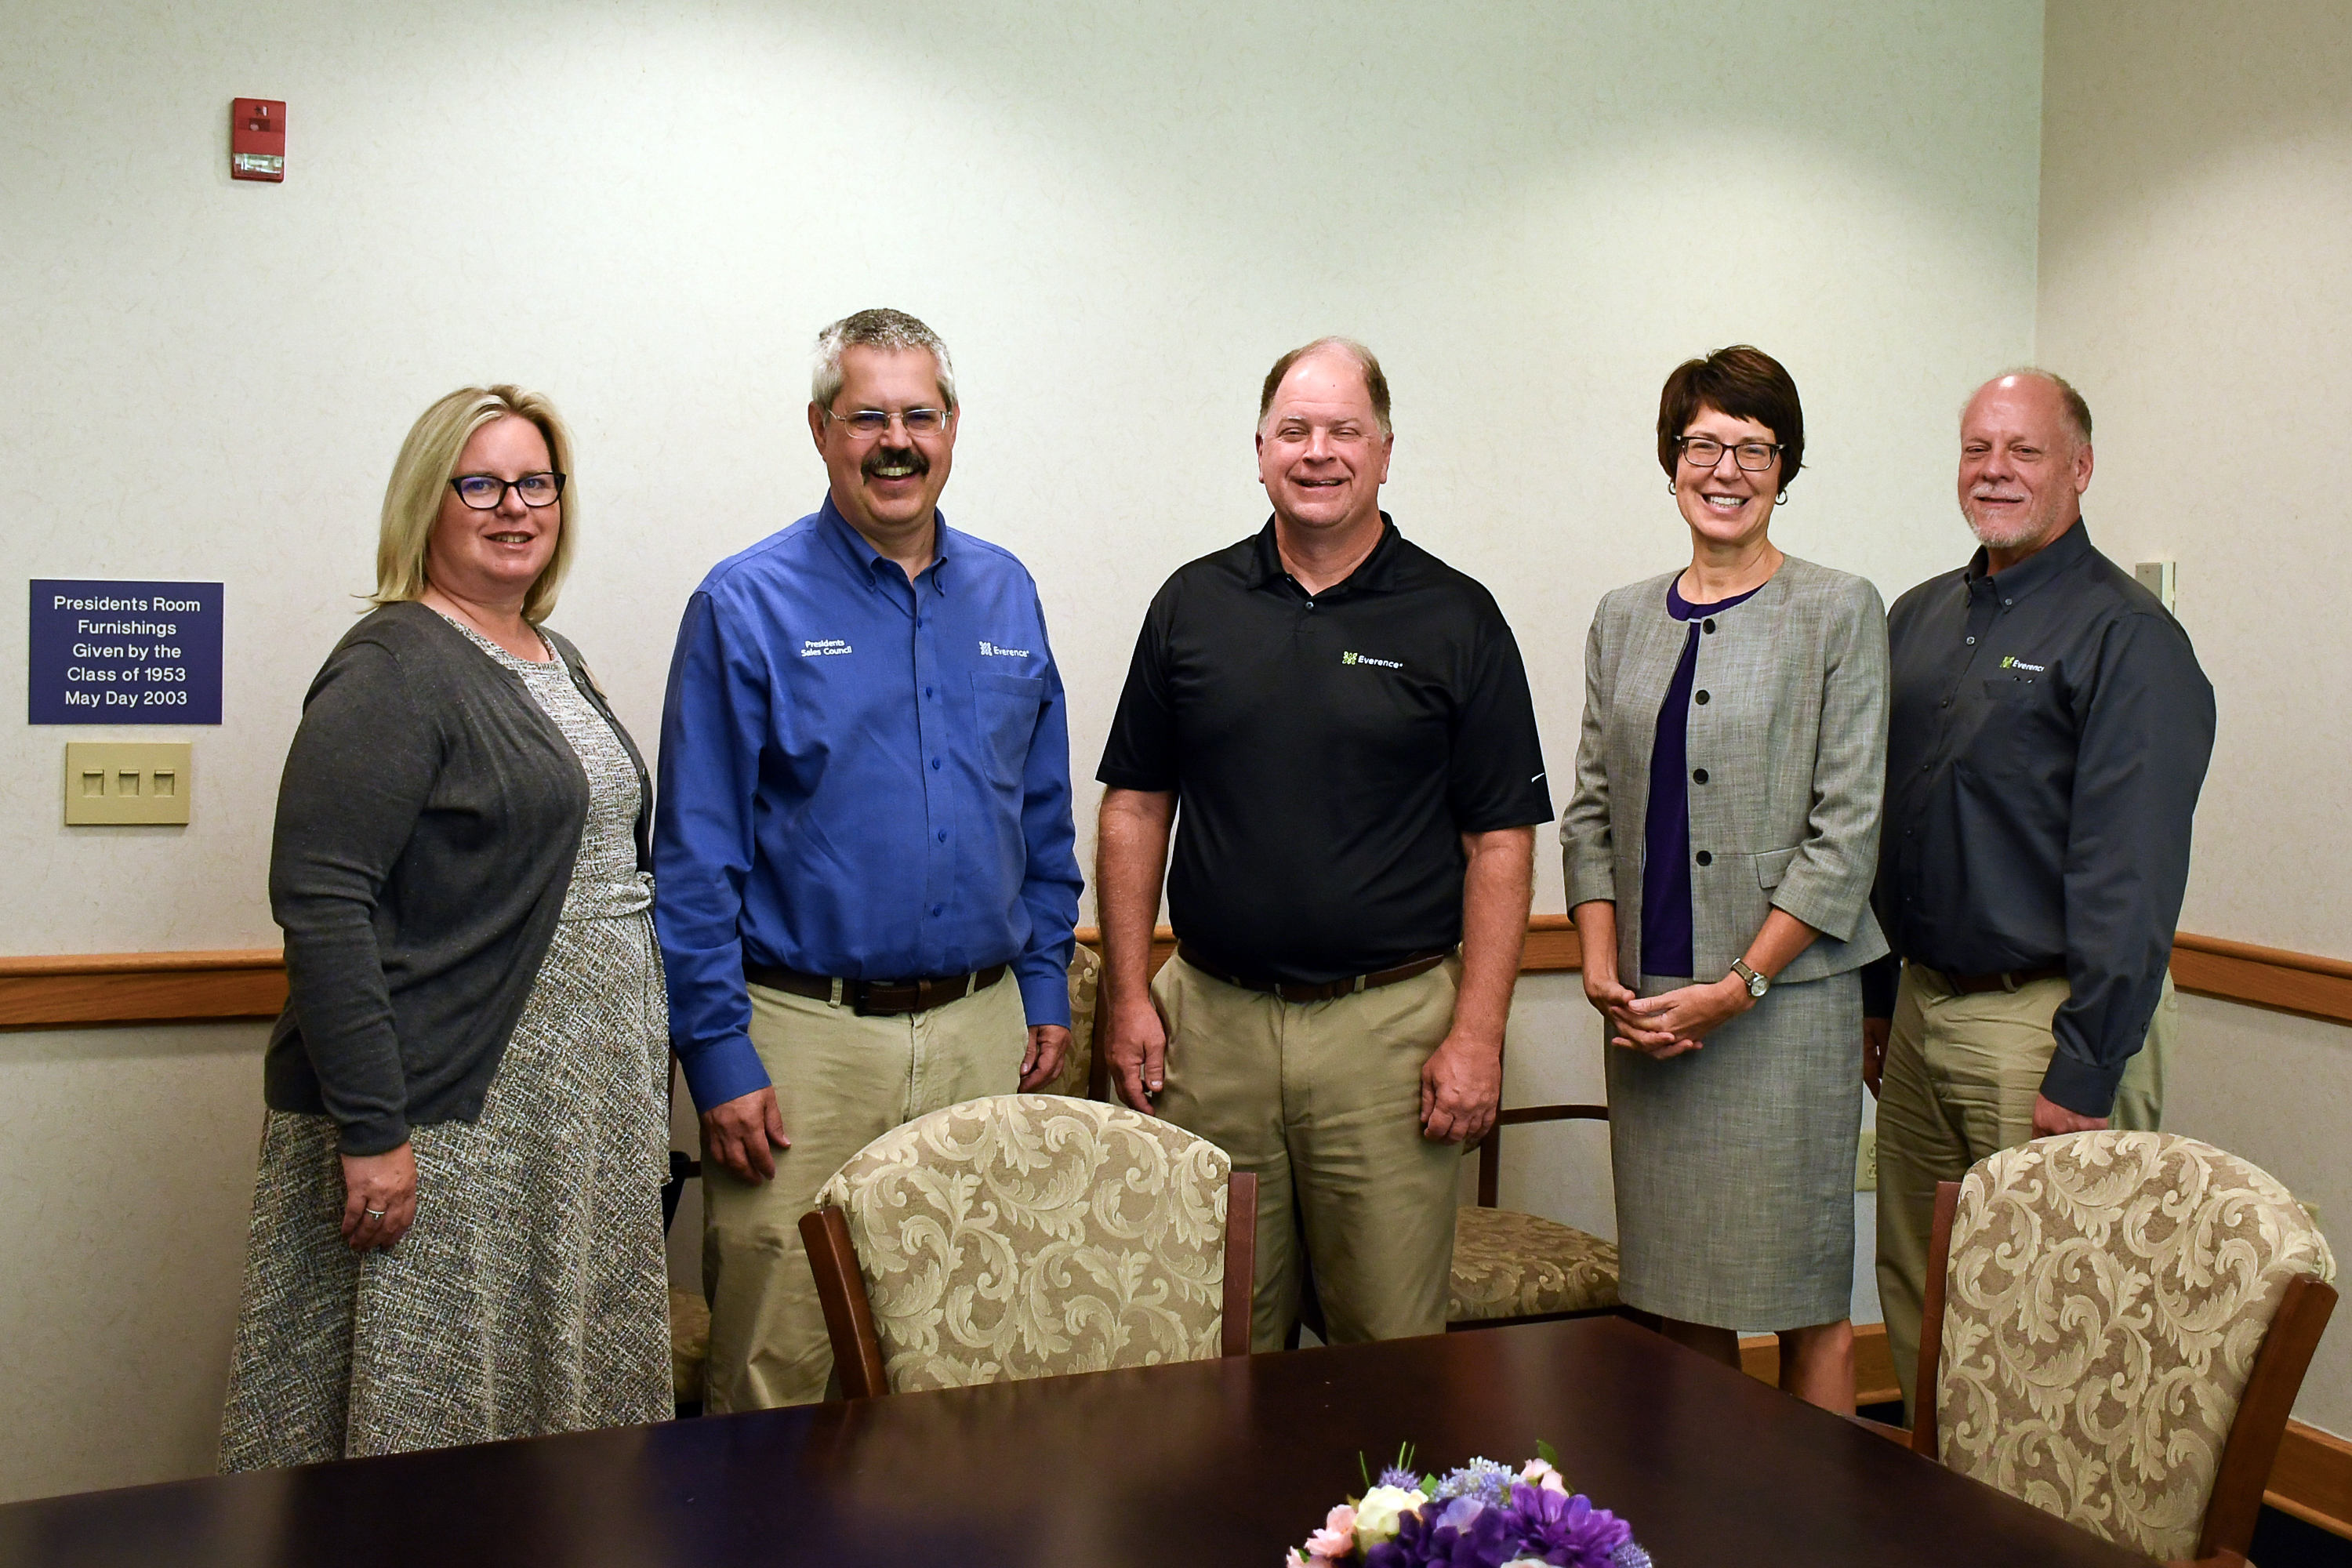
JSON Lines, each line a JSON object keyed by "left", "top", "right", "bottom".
{"left": 1864, "top": 369, "right": 2215, "bottom": 1416}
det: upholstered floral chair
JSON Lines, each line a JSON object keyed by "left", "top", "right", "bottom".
{"left": 802, "top": 1094, "right": 1257, "bottom": 1397}
{"left": 1897, "top": 1131, "right": 2336, "bottom": 1568}
{"left": 1037, "top": 942, "right": 1100, "bottom": 1102}
{"left": 1449, "top": 1102, "right": 1621, "bottom": 1328}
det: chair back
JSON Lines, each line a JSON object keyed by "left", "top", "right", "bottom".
{"left": 1039, "top": 943, "right": 1100, "bottom": 1101}
{"left": 1933, "top": 1131, "right": 2335, "bottom": 1561}
{"left": 813, "top": 1093, "right": 1237, "bottom": 1393}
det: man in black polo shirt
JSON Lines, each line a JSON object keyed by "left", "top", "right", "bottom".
{"left": 1866, "top": 368, "right": 2216, "bottom": 1414}
{"left": 1095, "top": 336, "right": 1552, "bottom": 1349}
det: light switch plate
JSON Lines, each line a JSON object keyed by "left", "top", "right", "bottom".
{"left": 64, "top": 742, "right": 193, "bottom": 825}
{"left": 1855, "top": 1125, "right": 1878, "bottom": 1192}
{"left": 2135, "top": 560, "right": 2177, "bottom": 614}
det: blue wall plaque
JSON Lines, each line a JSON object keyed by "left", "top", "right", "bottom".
{"left": 27, "top": 580, "right": 223, "bottom": 724}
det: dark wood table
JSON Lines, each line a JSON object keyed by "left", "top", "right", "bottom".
{"left": 0, "top": 1317, "right": 2154, "bottom": 1566}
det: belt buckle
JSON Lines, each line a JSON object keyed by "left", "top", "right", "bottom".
{"left": 853, "top": 980, "right": 906, "bottom": 1018}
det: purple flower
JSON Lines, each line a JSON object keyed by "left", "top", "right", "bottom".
{"left": 1377, "top": 1465, "right": 1424, "bottom": 1492}
{"left": 1432, "top": 1458, "right": 1515, "bottom": 1507}
{"left": 1364, "top": 1497, "right": 1521, "bottom": 1568}
{"left": 1506, "top": 1488, "right": 1632, "bottom": 1568}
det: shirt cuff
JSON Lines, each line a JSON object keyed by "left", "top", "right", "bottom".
{"left": 678, "top": 1033, "right": 773, "bottom": 1112}
{"left": 1859, "top": 954, "right": 1901, "bottom": 1019}
{"left": 1015, "top": 959, "right": 1073, "bottom": 1030}
{"left": 2038, "top": 1048, "right": 2125, "bottom": 1120}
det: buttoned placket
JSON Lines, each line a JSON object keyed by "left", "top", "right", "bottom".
{"left": 1896, "top": 576, "right": 2009, "bottom": 905}
{"left": 883, "top": 551, "right": 953, "bottom": 967}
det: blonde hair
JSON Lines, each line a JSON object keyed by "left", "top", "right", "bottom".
{"left": 372, "top": 385, "right": 578, "bottom": 623}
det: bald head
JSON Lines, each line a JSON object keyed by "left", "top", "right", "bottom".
{"left": 1259, "top": 336, "right": 1391, "bottom": 436}
{"left": 1958, "top": 370, "right": 2095, "bottom": 565}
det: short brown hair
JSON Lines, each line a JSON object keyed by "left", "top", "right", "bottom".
{"left": 1657, "top": 345, "right": 1804, "bottom": 489}
{"left": 1259, "top": 336, "right": 1391, "bottom": 435}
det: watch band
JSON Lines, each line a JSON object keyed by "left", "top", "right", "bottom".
{"left": 1730, "top": 958, "right": 1769, "bottom": 998}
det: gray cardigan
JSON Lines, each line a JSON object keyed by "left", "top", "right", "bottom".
{"left": 263, "top": 601, "right": 652, "bottom": 1154}
{"left": 1561, "top": 554, "right": 1890, "bottom": 986}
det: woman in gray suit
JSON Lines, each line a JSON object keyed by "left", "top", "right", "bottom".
{"left": 1563, "top": 346, "right": 1888, "bottom": 1412}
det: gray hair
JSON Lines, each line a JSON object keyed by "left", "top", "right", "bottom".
{"left": 811, "top": 308, "right": 956, "bottom": 412}
{"left": 1975, "top": 366, "right": 2092, "bottom": 446}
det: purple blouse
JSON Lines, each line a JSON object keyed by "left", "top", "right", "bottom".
{"left": 1639, "top": 575, "right": 1764, "bottom": 978}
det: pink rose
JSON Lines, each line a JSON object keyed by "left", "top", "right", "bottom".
{"left": 1305, "top": 1504, "right": 1358, "bottom": 1559}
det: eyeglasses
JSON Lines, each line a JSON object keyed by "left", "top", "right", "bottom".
{"left": 823, "top": 407, "right": 952, "bottom": 441}
{"left": 448, "top": 471, "right": 565, "bottom": 510}
{"left": 1677, "top": 437, "right": 1783, "bottom": 472}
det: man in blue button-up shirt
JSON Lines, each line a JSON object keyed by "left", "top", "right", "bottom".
{"left": 655, "top": 309, "right": 1081, "bottom": 1410}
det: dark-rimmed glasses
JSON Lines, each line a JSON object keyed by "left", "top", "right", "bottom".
{"left": 448, "top": 472, "right": 565, "bottom": 510}
{"left": 1677, "top": 437, "right": 1782, "bottom": 472}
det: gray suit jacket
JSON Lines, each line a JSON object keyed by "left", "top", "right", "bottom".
{"left": 1562, "top": 554, "right": 1890, "bottom": 985}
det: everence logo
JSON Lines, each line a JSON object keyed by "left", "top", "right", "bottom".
{"left": 1341, "top": 651, "right": 1403, "bottom": 669}
{"left": 1999, "top": 655, "right": 2047, "bottom": 672}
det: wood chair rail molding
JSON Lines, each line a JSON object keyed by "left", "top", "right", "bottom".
{"left": 0, "top": 947, "right": 286, "bottom": 1029}
{"left": 5, "top": 922, "right": 2351, "bottom": 1031}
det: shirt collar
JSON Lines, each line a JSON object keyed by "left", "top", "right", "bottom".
{"left": 1965, "top": 516, "right": 2093, "bottom": 604}
{"left": 1249, "top": 512, "right": 1403, "bottom": 597}
{"left": 818, "top": 494, "right": 953, "bottom": 592}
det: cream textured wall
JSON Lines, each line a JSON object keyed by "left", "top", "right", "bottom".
{"left": 2039, "top": 0, "right": 2352, "bottom": 950}
{"left": 1, "top": 0, "right": 2042, "bottom": 1501}
{"left": 2038, "top": 0, "right": 2352, "bottom": 1435}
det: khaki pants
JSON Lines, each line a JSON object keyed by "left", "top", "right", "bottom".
{"left": 699, "top": 972, "right": 1028, "bottom": 1411}
{"left": 1151, "top": 955, "right": 1465, "bottom": 1352}
{"left": 1875, "top": 964, "right": 2172, "bottom": 1416}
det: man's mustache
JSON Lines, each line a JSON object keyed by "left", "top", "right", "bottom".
{"left": 863, "top": 445, "right": 928, "bottom": 477}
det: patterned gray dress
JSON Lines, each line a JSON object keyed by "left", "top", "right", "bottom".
{"left": 220, "top": 620, "right": 671, "bottom": 1468}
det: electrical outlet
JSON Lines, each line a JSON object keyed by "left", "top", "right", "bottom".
{"left": 1856, "top": 1126, "right": 1878, "bottom": 1192}
{"left": 63, "top": 742, "right": 193, "bottom": 825}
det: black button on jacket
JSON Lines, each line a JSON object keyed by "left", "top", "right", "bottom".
{"left": 1865, "top": 522, "right": 2215, "bottom": 1116}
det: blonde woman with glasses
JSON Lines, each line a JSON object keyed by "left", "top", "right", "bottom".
{"left": 220, "top": 386, "right": 670, "bottom": 1466}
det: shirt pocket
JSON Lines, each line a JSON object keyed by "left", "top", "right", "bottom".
{"left": 1974, "top": 673, "right": 2072, "bottom": 780}
{"left": 971, "top": 672, "right": 1047, "bottom": 786}
{"left": 1753, "top": 844, "right": 1800, "bottom": 890}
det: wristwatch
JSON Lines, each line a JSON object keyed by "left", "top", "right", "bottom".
{"left": 1729, "top": 959, "right": 1769, "bottom": 1000}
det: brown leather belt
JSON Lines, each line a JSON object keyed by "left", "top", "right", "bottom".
{"left": 1176, "top": 942, "right": 1452, "bottom": 1004}
{"left": 1943, "top": 964, "right": 2067, "bottom": 996}
{"left": 744, "top": 961, "right": 1007, "bottom": 1017}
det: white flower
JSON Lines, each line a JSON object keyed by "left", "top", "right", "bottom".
{"left": 1519, "top": 1458, "right": 1569, "bottom": 1494}
{"left": 1351, "top": 1485, "right": 1425, "bottom": 1548}
{"left": 1501, "top": 1559, "right": 1553, "bottom": 1567}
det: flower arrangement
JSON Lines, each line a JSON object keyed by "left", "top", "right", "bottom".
{"left": 1285, "top": 1443, "right": 1652, "bottom": 1568}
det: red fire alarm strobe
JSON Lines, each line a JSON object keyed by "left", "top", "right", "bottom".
{"left": 231, "top": 99, "right": 285, "bottom": 182}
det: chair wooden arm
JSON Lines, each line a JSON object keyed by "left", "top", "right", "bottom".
{"left": 800, "top": 1204, "right": 888, "bottom": 1399}
{"left": 1475, "top": 1103, "right": 1610, "bottom": 1208}
{"left": 1849, "top": 1415, "right": 1912, "bottom": 1446}
{"left": 1221, "top": 1171, "right": 1258, "bottom": 1358}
